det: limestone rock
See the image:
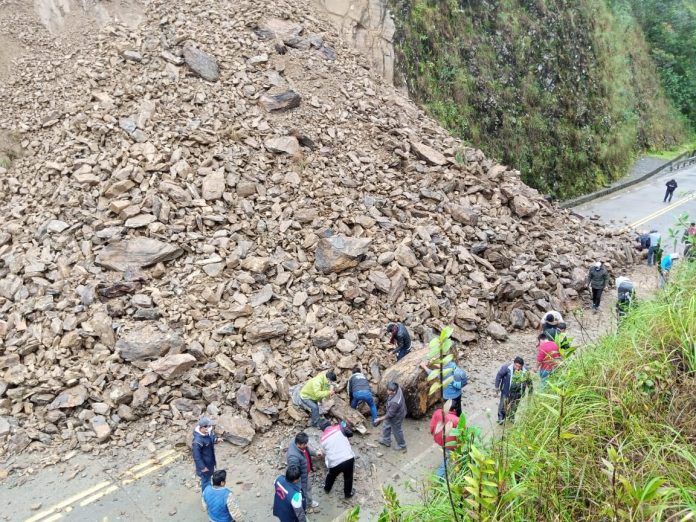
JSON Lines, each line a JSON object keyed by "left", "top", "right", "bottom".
{"left": 313, "top": 326, "right": 338, "bottom": 349}
{"left": 150, "top": 354, "right": 196, "bottom": 380}
{"left": 116, "top": 325, "right": 184, "bottom": 361}
{"left": 202, "top": 170, "right": 226, "bottom": 200}
{"left": 410, "top": 141, "right": 448, "bottom": 166}
{"left": 217, "top": 414, "right": 255, "bottom": 446}
{"left": 446, "top": 204, "right": 479, "bottom": 226}
{"left": 315, "top": 235, "right": 371, "bottom": 274}
{"left": 90, "top": 415, "right": 111, "bottom": 442}
{"left": 183, "top": 43, "right": 220, "bottom": 82}
{"left": 246, "top": 320, "right": 288, "bottom": 342}
{"left": 48, "top": 385, "right": 88, "bottom": 410}
{"left": 511, "top": 195, "right": 539, "bottom": 218}
{"left": 487, "top": 321, "right": 509, "bottom": 341}
{"left": 96, "top": 239, "right": 183, "bottom": 271}
{"left": 265, "top": 136, "right": 300, "bottom": 155}
{"left": 236, "top": 384, "right": 252, "bottom": 411}
{"left": 259, "top": 90, "right": 302, "bottom": 112}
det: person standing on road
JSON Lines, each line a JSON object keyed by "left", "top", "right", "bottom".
{"left": 273, "top": 465, "right": 306, "bottom": 522}
{"left": 419, "top": 360, "right": 469, "bottom": 416}
{"left": 647, "top": 229, "right": 661, "bottom": 266}
{"left": 664, "top": 179, "right": 678, "bottom": 202}
{"left": 386, "top": 322, "right": 412, "bottom": 361}
{"left": 347, "top": 367, "right": 378, "bottom": 426}
{"left": 495, "top": 356, "right": 532, "bottom": 424}
{"left": 319, "top": 420, "right": 356, "bottom": 499}
{"left": 587, "top": 261, "right": 609, "bottom": 312}
{"left": 429, "top": 407, "right": 460, "bottom": 478}
{"left": 536, "top": 333, "right": 561, "bottom": 385}
{"left": 299, "top": 369, "right": 336, "bottom": 428}
{"left": 203, "top": 470, "right": 242, "bottom": 522}
{"left": 376, "top": 382, "right": 407, "bottom": 451}
{"left": 192, "top": 417, "right": 220, "bottom": 493}
{"left": 287, "top": 432, "right": 322, "bottom": 509}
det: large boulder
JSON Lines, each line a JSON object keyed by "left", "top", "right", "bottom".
{"left": 95, "top": 238, "right": 183, "bottom": 272}
{"left": 217, "top": 414, "right": 255, "bottom": 446}
{"left": 116, "top": 325, "right": 184, "bottom": 361}
{"left": 314, "top": 235, "right": 371, "bottom": 274}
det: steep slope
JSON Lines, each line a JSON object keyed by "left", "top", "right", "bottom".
{"left": 389, "top": 0, "right": 687, "bottom": 198}
{"left": 0, "top": 0, "right": 635, "bottom": 456}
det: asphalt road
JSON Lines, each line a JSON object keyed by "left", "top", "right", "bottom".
{"left": 574, "top": 163, "right": 696, "bottom": 250}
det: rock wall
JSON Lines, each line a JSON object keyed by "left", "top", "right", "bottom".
{"left": 311, "top": 0, "right": 396, "bottom": 83}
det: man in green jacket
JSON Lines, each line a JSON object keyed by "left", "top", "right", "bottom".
{"left": 299, "top": 369, "right": 336, "bottom": 427}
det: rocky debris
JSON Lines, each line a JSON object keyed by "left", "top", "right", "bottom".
{"left": 150, "top": 354, "right": 196, "bottom": 380}
{"left": 487, "top": 321, "right": 509, "bottom": 341}
{"left": 217, "top": 414, "right": 255, "bottom": 446}
{"left": 182, "top": 42, "right": 219, "bottom": 82}
{"left": 0, "top": 0, "right": 636, "bottom": 461}
{"left": 96, "top": 239, "right": 183, "bottom": 271}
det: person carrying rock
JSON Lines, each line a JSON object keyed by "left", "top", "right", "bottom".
{"left": 386, "top": 322, "right": 411, "bottom": 361}
{"left": 587, "top": 261, "right": 609, "bottom": 312}
{"left": 419, "top": 360, "right": 469, "bottom": 416}
{"left": 347, "top": 367, "right": 378, "bottom": 426}
{"left": 664, "top": 179, "right": 678, "bottom": 202}
{"left": 203, "top": 470, "right": 242, "bottom": 522}
{"left": 273, "top": 465, "right": 306, "bottom": 522}
{"left": 286, "top": 432, "right": 322, "bottom": 509}
{"left": 376, "top": 381, "right": 407, "bottom": 451}
{"left": 495, "top": 356, "right": 532, "bottom": 424}
{"left": 318, "top": 420, "right": 356, "bottom": 499}
{"left": 192, "top": 417, "right": 220, "bottom": 494}
{"left": 429, "top": 407, "right": 460, "bottom": 479}
{"left": 298, "top": 369, "right": 336, "bottom": 427}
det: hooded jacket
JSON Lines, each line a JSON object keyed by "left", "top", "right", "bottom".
{"left": 192, "top": 427, "right": 216, "bottom": 476}
{"left": 299, "top": 371, "right": 331, "bottom": 402}
{"left": 587, "top": 265, "right": 609, "bottom": 289}
{"left": 385, "top": 386, "right": 407, "bottom": 421}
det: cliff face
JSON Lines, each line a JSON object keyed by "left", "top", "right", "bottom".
{"left": 386, "top": 0, "right": 687, "bottom": 199}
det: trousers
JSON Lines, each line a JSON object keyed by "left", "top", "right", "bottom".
{"left": 324, "top": 458, "right": 354, "bottom": 498}
{"left": 381, "top": 416, "right": 406, "bottom": 448}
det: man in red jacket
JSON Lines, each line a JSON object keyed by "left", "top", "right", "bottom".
{"left": 429, "top": 407, "right": 459, "bottom": 478}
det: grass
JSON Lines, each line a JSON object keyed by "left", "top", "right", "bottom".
{"left": 379, "top": 262, "right": 696, "bottom": 521}
{"left": 648, "top": 136, "right": 696, "bottom": 160}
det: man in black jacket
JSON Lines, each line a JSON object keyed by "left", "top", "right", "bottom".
{"left": 664, "top": 179, "right": 678, "bottom": 202}
{"left": 376, "top": 382, "right": 407, "bottom": 451}
{"left": 587, "top": 261, "right": 609, "bottom": 312}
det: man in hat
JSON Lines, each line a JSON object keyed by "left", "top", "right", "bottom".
{"left": 192, "top": 417, "right": 220, "bottom": 493}
{"left": 386, "top": 322, "right": 411, "bottom": 361}
{"left": 587, "top": 261, "right": 609, "bottom": 312}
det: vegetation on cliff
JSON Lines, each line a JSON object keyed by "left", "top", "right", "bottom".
{"left": 389, "top": 0, "right": 690, "bottom": 198}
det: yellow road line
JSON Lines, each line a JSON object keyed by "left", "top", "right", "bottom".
{"left": 24, "top": 449, "right": 183, "bottom": 522}
{"left": 79, "top": 485, "right": 120, "bottom": 508}
{"left": 629, "top": 193, "right": 695, "bottom": 229}
{"left": 25, "top": 481, "right": 111, "bottom": 522}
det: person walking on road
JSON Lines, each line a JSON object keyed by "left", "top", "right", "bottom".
{"left": 203, "top": 470, "right": 242, "bottom": 522}
{"left": 587, "top": 261, "right": 609, "bottom": 312}
{"left": 319, "top": 420, "right": 356, "bottom": 499}
{"left": 664, "top": 179, "right": 678, "bottom": 202}
{"left": 273, "top": 465, "right": 306, "bottom": 522}
{"left": 647, "top": 229, "right": 661, "bottom": 266}
{"left": 287, "top": 432, "right": 322, "bottom": 509}
{"left": 347, "top": 367, "right": 378, "bottom": 426}
{"left": 298, "top": 369, "right": 336, "bottom": 427}
{"left": 376, "top": 382, "right": 407, "bottom": 451}
{"left": 419, "top": 360, "right": 469, "bottom": 416}
{"left": 192, "top": 417, "right": 219, "bottom": 493}
{"left": 495, "top": 356, "right": 532, "bottom": 424}
{"left": 429, "top": 407, "right": 459, "bottom": 478}
{"left": 536, "top": 333, "right": 561, "bottom": 385}
{"left": 386, "top": 322, "right": 412, "bottom": 361}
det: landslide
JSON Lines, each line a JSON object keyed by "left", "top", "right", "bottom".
{"left": 0, "top": 0, "right": 636, "bottom": 459}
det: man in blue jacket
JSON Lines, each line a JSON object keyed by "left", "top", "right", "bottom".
{"left": 420, "top": 360, "right": 469, "bottom": 416}
{"left": 273, "top": 465, "right": 307, "bottom": 522}
{"left": 386, "top": 322, "right": 411, "bottom": 361}
{"left": 203, "top": 470, "right": 241, "bottom": 522}
{"left": 192, "top": 417, "right": 219, "bottom": 493}
{"left": 495, "top": 356, "right": 532, "bottom": 424}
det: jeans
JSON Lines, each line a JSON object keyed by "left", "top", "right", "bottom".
{"left": 591, "top": 287, "right": 603, "bottom": 309}
{"left": 351, "top": 391, "right": 378, "bottom": 422}
{"left": 497, "top": 395, "right": 520, "bottom": 422}
{"left": 324, "top": 457, "right": 354, "bottom": 497}
{"left": 395, "top": 348, "right": 410, "bottom": 361}
{"left": 381, "top": 416, "right": 406, "bottom": 448}
{"left": 199, "top": 472, "right": 212, "bottom": 493}
{"left": 539, "top": 369, "right": 552, "bottom": 389}
{"left": 436, "top": 449, "right": 452, "bottom": 478}
{"left": 304, "top": 476, "right": 314, "bottom": 505}
{"left": 664, "top": 188, "right": 674, "bottom": 202}
{"left": 647, "top": 246, "right": 657, "bottom": 266}
{"left": 300, "top": 398, "right": 321, "bottom": 427}
{"left": 445, "top": 394, "right": 462, "bottom": 416}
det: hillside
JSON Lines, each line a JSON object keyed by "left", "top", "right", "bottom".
{"left": 389, "top": 0, "right": 689, "bottom": 198}
{"left": 0, "top": 0, "right": 636, "bottom": 459}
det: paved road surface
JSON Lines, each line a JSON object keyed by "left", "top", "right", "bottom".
{"left": 574, "top": 164, "right": 696, "bottom": 249}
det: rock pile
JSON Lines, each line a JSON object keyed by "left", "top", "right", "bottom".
{"left": 0, "top": 0, "right": 634, "bottom": 460}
